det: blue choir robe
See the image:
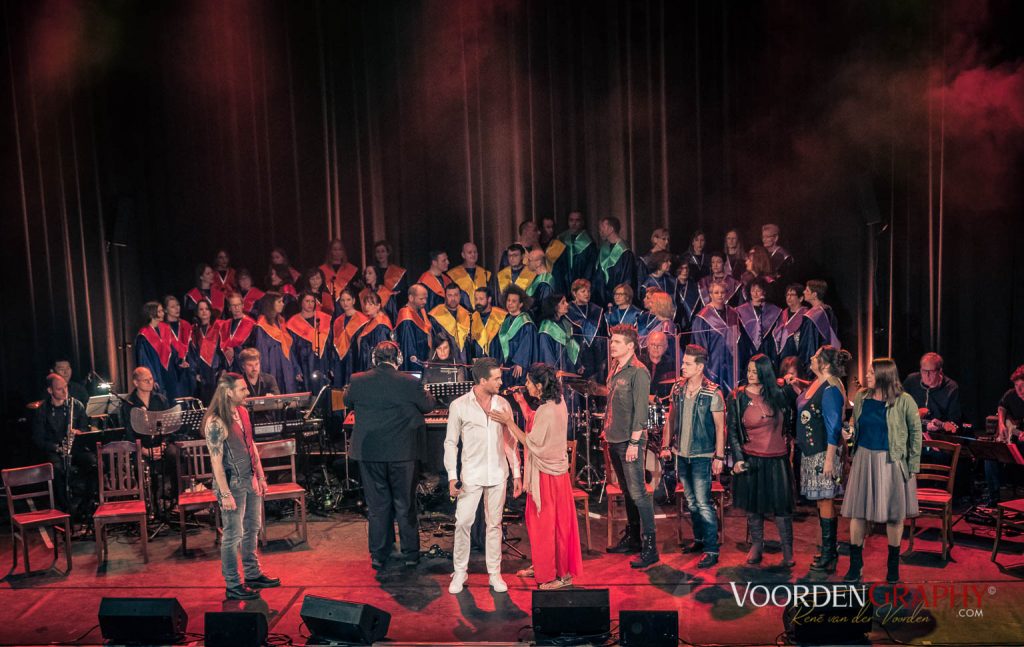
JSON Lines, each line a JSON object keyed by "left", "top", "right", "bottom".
{"left": 330, "top": 311, "right": 370, "bottom": 388}
{"left": 164, "top": 320, "right": 196, "bottom": 400}
{"left": 378, "top": 265, "right": 409, "bottom": 310}
{"left": 498, "top": 244, "right": 538, "bottom": 269}
{"left": 673, "top": 279, "right": 701, "bottom": 332}
{"left": 768, "top": 246, "right": 795, "bottom": 280}
{"left": 497, "top": 312, "right": 537, "bottom": 388}
{"left": 525, "top": 272, "right": 556, "bottom": 320}
{"left": 135, "top": 323, "right": 174, "bottom": 397}
{"left": 467, "top": 307, "right": 507, "bottom": 360}
{"left": 544, "top": 238, "right": 568, "bottom": 287}
{"left": 691, "top": 305, "right": 740, "bottom": 394}
{"left": 553, "top": 229, "right": 596, "bottom": 291}
{"left": 640, "top": 273, "right": 677, "bottom": 303}
{"left": 539, "top": 318, "right": 582, "bottom": 375}
{"left": 184, "top": 287, "right": 225, "bottom": 321}
{"left": 496, "top": 266, "right": 536, "bottom": 307}
{"left": 360, "top": 286, "right": 398, "bottom": 323}
{"left": 220, "top": 316, "right": 256, "bottom": 373}
{"left": 568, "top": 301, "right": 607, "bottom": 381}
{"left": 417, "top": 271, "right": 453, "bottom": 311}
{"left": 447, "top": 264, "right": 493, "bottom": 311}
{"left": 638, "top": 314, "right": 677, "bottom": 348}
{"left": 319, "top": 262, "right": 359, "bottom": 301}
{"left": 395, "top": 306, "right": 432, "bottom": 371}
{"left": 429, "top": 304, "right": 472, "bottom": 365}
{"left": 798, "top": 304, "right": 841, "bottom": 370}
{"left": 735, "top": 302, "right": 783, "bottom": 380}
{"left": 288, "top": 312, "right": 334, "bottom": 392}
{"left": 239, "top": 288, "right": 266, "bottom": 320}
{"left": 698, "top": 275, "right": 745, "bottom": 309}
{"left": 606, "top": 304, "right": 642, "bottom": 328}
{"left": 592, "top": 241, "right": 636, "bottom": 309}
{"left": 773, "top": 307, "right": 808, "bottom": 368}
{"left": 254, "top": 316, "right": 301, "bottom": 394}
{"left": 681, "top": 249, "right": 711, "bottom": 280}
{"left": 356, "top": 313, "right": 394, "bottom": 374}
{"left": 188, "top": 322, "right": 223, "bottom": 404}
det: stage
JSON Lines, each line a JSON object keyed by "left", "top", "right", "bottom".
{"left": 1, "top": 499, "right": 1023, "bottom": 646}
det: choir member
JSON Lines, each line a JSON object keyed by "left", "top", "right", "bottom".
{"left": 301, "top": 267, "right": 335, "bottom": 317}
{"left": 539, "top": 215, "right": 557, "bottom": 249}
{"left": 429, "top": 284, "right": 472, "bottom": 365}
{"left": 681, "top": 230, "right": 711, "bottom": 280}
{"left": 135, "top": 301, "right": 173, "bottom": 396}
{"left": 525, "top": 249, "right": 556, "bottom": 317}
{"left": 638, "top": 291, "right": 677, "bottom": 348}
{"left": 188, "top": 299, "right": 223, "bottom": 404}
{"left": 800, "top": 280, "right": 841, "bottom": 362}
{"left": 743, "top": 245, "right": 778, "bottom": 302}
{"left": 637, "top": 228, "right": 671, "bottom": 289}
{"left": 467, "top": 287, "right": 506, "bottom": 361}
{"left": 496, "top": 244, "right": 535, "bottom": 307}
{"left": 640, "top": 331, "right": 676, "bottom": 398}
{"left": 254, "top": 291, "right": 301, "bottom": 394}
{"left": 541, "top": 215, "right": 567, "bottom": 273}
{"left": 448, "top": 242, "right": 493, "bottom": 311}
{"left": 723, "top": 229, "right": 746, "bottom": 280}
{"left": 267, "top": 264, "right": 299, "bottom": 316}
{"left": 606, "top": 283, "right": 642, "bottom": 328}
{"left": 329, "top": 288, "right": 368, "bottom": 388}
{"left": 212, "top": 248, "right": 237, "bottom": 295}
{"left": 373, "top": 239, "right": 409, "bottom": 309}
{"left": 698, "top": 253, "right": 744, "bottom": 307}
{"left": 220, "top": 293, "right": 257, "bottom": 372}
{"left": 288, "top": 291, "right": 334, "bottom": 392}
{"left": 735, "top": 277, "right": 783, "bottom": 377}
{"left": 691, "top": 281, "right": 740, "bottom": 394}
{"left": 418, "top": 249, "right": 454, "bottom": 311}
{"left": 499, "top": 220, "right": 541, "bottom": 268}
{"left": 235, "top": 269, "right": 265, "bottom": 319}
{"left": 592, "top": 217, "right": 636, "bottom": 309}
{"left": 359, "top": 265, "right": 398, "bottom": 322}
{"left": 553, "top": 210, "right": 596, "bottom": 289}
{"left": 162, "top": 295, "right": 195, "bottom": 400}
{"left": 184, "top": 263, "right": 222, "bottom": 320}
{"left": 567, "top": 279, "right": 607, "bottom": 381}
{"left": 639, "top": 251, "right": 676, "bottom": 304}
{"left": 319, "top": 238, "right": 359, "bottom": 300}
{"left": 773, "top": 283, "right": 808, "bottom": 368}
{"left": 538, "top": 294, "right": 582, "bottom": 376}
{"left": 395, "top": 284, "right": 433, "bottom": 372}
{"left": 356, "top": 291, "right": 394, "bottom": 373}
{"left": 761, "top": 223, "right": 795, "bottom": 280}
{"left": 673, "top": 263, "right": 701, "bottom": 332}
{"left": 270, "top": 247, "right": 302, "bottom": 284}
{"left": 498, "top": 286, "right": 537, "bottom": 388}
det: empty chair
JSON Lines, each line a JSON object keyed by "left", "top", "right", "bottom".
{"left": 2, "top": 463, "right": 72, "bottom": 575}
{"left": 93, "top": 440, "right": 148, "bottom": 564}
{"left": 255, "top": 439, "right": 307, "bottom": 545}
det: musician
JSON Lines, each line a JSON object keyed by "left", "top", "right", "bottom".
{"left": 253, "top": 292, "right": 301, "bottom": 394}
{"left": 300, "top": 268, "right": 336, "bottom": 318}
{"left": 418, "top": 250, "right": 454, "bottom": 311}
{"left": 567, "top": 279, "right": 607, "bottom": 381}
{"left": 592, "top": 217, "right": 636, "bottom": 309}
{"left": 330, "top": 288, "right": 369, "bottom": 387}
{"left": 553, "top": 210, "right": 596, "bottom": 290}
{"left": 735, "top": 277, "right": 783, "bottom": 375}
{"left": 681, "top": 230, "right": 710, "bottom": 280}
{"left": 448, "top": 242, "right": 493, "bottom": 312}
{"left": 636, "top": 228, "right": 671, "bottom": 290}
{"left": 221, "top": 294, "right": 256, "bottom": 372}
{"left": 673, "top": 263, "right": 701, "bottom": 332}
{"left": 32, "top": 373, "right": 92, "bottom": 511}
{"left": 774, "top": 283, "right": 808, "bottom": 369}
{"left": 698, "top": 253, "right": 744, "bottom": 308}
{"left": 538, "top": 295, "right": 582, "bottom": 376}
{"left": 499, "top": 220, "right": 541, "bottom": 269}
{"left": 319, "top": 239, "right": 359, "bottom": 301}
{"left": 356, "top": 291, "right": 394, "bottom": 373}
{"left": 691, "top": 281, "right": 740, "bottom": 393}
{"left": 496, "top": 244, "right": 535, "bottom": 307}
{"left": 640, "top": 331, "right": 675, "bottom": 398}
{"left": 445, "top": 357, "right": 522, "bottom": 593}
{"left": 188, "top": 300, "right": 224, "bottom": 404}
{"left": 606, "top": 283, "right": 642, "bottom": 328}
{"left": 269, "top": 247, "right": 301, "bottom": 284}
{"left": 902, "top": 352, "right": 962, "bottom": 433}
{"left": 800, "top": 280, "right": 841, "bottom": 366}
{"left": 395, "top": 284, "right": 432, "bottom": 372}
{"left": 429, "top": 284, "right": 472, "bottom": 365}
{"left": 639, "top": 251, "right": 676, "bottom": 304}
{"left": 497, "top": 286, "right": 537, "bottom": 388}
{"left": 184, "top": 263, "right": 222, "bottom": 320}
{"left": 761, "top": 223, "right": 795, "bottom": 280}
{"left": 212, "top": 249, "right": 237, "bottom": 295}
{"left": 373, "top": 239, "right": 409, "bottom": 309}
{"left": 50, "top": 359, "right": 89, "bottom": 404}
{"left": 423, "top": 336, "right": 467, "bottom": 383}
{"left": 203, "top": 372, "right": 279, "bottom": 600}
{"left": 603, "top": 325, "right": 658, "bottom": 568}
{"left": 122, "top": 366, "right": 172, "bottom": 441}
{"left": 235, "top": 270, "right": 265, "bottom": 319}
{"left": 466, "top": 287, "right": 506, "bottom": 361}
{"left": 163, "top": 295, "right": 194, "bottom": 400}
{"left": 987, "top": 365, "right": 1024, "bottom": 505}
{"left": 238, "top": 348, "right": 281, "bottom": 398}
{"left": 360, "top": 265, "right": 398, "bottom": 323}
{"left": 525, "top": 249, "right": 556, "bottom": 316}
{"left": 288, "top": 291, "right": 333, "bottom": 391}
{"left": 135, "top": 301, "right": 173, "bottom": 396}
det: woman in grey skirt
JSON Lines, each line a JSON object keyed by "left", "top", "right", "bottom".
{"left": 841, "top": 358, "right": 923, "bottom": 583}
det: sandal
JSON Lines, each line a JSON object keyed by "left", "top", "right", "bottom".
{"left": 516, "top": 565, "right": 535, "bottom": 578}
{"left": 538, "top": 577, "right": 570, "bottom": 590}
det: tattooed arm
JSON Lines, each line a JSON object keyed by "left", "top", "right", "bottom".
{"left": 205, "top": 417, "right": 236, "bottom": 511}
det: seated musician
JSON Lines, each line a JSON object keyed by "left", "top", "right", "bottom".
{"left": 32, "top": 373, "right": 95, "bottom": 514}
{"left": 903, "top": 352, "right": 962, "bottom": 434}
{"left": 423, "top": 336, "right": 467, "bottom": 383}
{"left": 238, "top": 347, "right": 281, "bottom": 426}
{"left": 640, "top": 331, "right": 676, "bottom": 399}
{"left": 122, "top": 366, "right": 171, "bottom": 441}
{"left": 986, "top": 365, "right": 1024, "bottom": 505}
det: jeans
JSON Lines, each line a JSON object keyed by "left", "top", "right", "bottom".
{"left": 607, "top": 441, "right": 656, "bottom": 536}
{"left": 676, "top": 456, "right": 719, "bottom": 553}
{"left": 219, "top": 475, "right": 264, "bottom": 588}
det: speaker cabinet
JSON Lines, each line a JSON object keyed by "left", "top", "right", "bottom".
{"left": 205, "top": 611, "right": 268, "bottom": 647}
{"left": 532, "top": 588, "right": 610, "bottom": 641}
{"left": 299, "top": 594, "right": 391, "bottom": 644}
{"left": 98, "top": 597, "right": 187, "bottom": 644}
{"left": 620, "top": 610, "right": 679, "bottom": 646}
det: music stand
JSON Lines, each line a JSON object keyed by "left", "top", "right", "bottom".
{"left": 86, "top": 394, "right": 122, "bottom": 418}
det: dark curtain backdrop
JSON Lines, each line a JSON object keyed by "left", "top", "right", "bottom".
{"left": 2, "top": 0, "right": 1022, "bottom": 428}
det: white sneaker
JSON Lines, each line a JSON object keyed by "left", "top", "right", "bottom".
{"left": 489, "top": 574, "right": 508, "bottom": 592}
{"left": 449, "top": 571, "right": 468, "bottom": 594}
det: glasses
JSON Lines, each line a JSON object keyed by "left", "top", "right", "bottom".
{"left": 921, "top": 369, "right": 940, "bottom": 375}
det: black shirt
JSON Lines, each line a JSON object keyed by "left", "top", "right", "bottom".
{"left": 903, "top": 373, "right": 962, "bottom": 425}
{"left": 122, "top": 390, "right": 171, "bottom": 440}
{"left": 32, "top": 399, "right": 88, "bottom": 455}
{"left": 999, "top": 388, "right": 1024, "bottom": 426}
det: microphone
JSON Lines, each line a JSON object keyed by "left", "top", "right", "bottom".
{"left": 450, "top": 479, "right": 463, "bottom": 502}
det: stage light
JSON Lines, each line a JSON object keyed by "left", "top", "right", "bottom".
{"left": 97, "top": 381, "right": 111, "bottom": 392}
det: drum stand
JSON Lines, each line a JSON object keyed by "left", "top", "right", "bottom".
{"left": 575, "top": 393, "right": 604, "bottom": 492}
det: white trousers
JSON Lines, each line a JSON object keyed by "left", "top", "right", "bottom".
{"left": 453, "top": 482, "right": 506, "bottom": 575}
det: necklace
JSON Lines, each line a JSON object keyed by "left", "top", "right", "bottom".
{"left": 747, "top": 387, "right": 773, "bottom": 418}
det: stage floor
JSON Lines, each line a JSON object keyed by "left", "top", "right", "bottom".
{"left": 1, "top": 501, "right": 1023, "bottom": 646}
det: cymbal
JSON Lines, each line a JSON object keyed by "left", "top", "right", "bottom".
{"left": 659, "top": 378, "right": 679, "bottom": 385}
{"left": 567, "top": 380, "right": 609, "bottom": 397}
{"left": 555, "top": 370, "right": 581, "bottom": 379}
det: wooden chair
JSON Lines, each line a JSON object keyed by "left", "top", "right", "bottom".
{"left": 907, "top": 439, "right": 960, "bottom": 561}
{"left": 94, "top": 440, "right": 148, "bottom": 563}
{"left": 566, "top": 440, "right": 592, "bottom": 553}
{"left": 256, "top": 439, "right": 307, "bottom": 545}
{"left": 2, "top": 463, "right": 72, "bottom": 575}
{"left": 602, "top": 442, "right": 684, "bottom": 549}
{"left": 991, "top": 498, "right": 1024, "bottom": 565}
{"left": 174, "top": 439, "right": 221, "bottom": 555}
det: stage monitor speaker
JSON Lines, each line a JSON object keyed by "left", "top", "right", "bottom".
{"left": 98, "top": 597, "right": 187, "bottom": 644}
{"left": 783, "top": 584, "right": 872, "bottom": 644}
{"left": 205, "top": 611, "right": 268, "bottom": 647}
{"left": 299, "top": 594, "right": 390, "bottom": 644}
{"left": 532, "top": 588, "right": 610, "bottom": 642}
{"left": 619, "top": 610, "right": 679, "bottom": 646}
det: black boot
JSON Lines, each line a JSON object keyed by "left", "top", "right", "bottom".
{"left": 746, "top": 513, "right": 765, "bottom": 565}
{"left": 630, "top": 533, "right": 660, "bottom": 569}
{"left": 843, "top": 544, "right": 863, "bottom": 582}
{"left": 886, "top": 545, "right": 901, "bottom": 583}
{"left": 810, "top": 516, "right": 838, "bottom": 573}
{"left": 775, "top": 515, "right": 795, "bottom": 568}
{"left": 607, "top": 524, "right": 641, "bottom": 554}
